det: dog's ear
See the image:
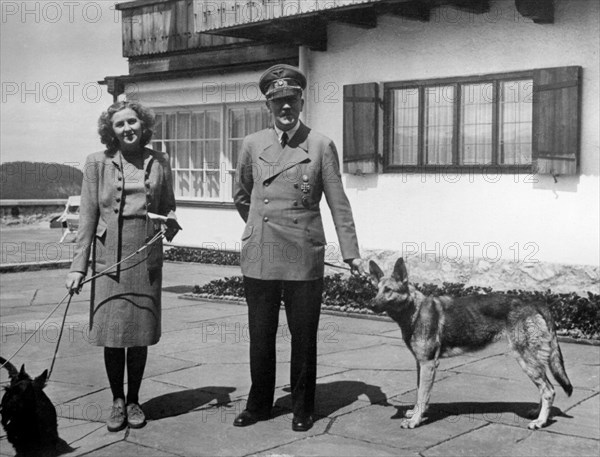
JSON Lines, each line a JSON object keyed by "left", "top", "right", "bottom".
{"left": 369, "top": 260, "right": 384, "bottom": 282}
{"left": 18, "top": 364, "right": 28, "bottom": 381}
{"left": 391, "top": 258, "right": 408, "bottom": 284}
{"left": 33, "top": 369, "right": 49, "bottom": 389}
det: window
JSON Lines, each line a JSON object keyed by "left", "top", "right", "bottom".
{"left": 151, "top": 103, "right": 270, "bottom": 202}
{"left": 384, "top": 71, "right": 534, "bottom": 171}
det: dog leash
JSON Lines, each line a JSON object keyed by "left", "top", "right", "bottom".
{"left": 324, "top": 261, "right": 351, "bottom": 272}
{"left": 1, "top": 230, "right": 166, "bottom": 379}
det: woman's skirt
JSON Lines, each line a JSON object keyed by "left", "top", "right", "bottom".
{"left": 89, "top": 217, "right": 162, "bottom": 347}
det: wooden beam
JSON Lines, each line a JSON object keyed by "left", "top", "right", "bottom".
{"left": 515, "top": 0, "right": 554, "bottom": 24}
{"left": 444, "top": 0, "right": 490, "bottom": 14}
{"left": 383, "top": 0, "right": 432, "bottom": 22}
{"left": 329, "top": 8, "right": 378, "bottom": 29}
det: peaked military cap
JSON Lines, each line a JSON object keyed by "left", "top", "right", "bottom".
{"left": 259, "top": 64, "right": 307, "bottom": 100}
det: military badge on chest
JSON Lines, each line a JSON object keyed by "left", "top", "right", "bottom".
{"left": 301, "top": 174, "right": 311, "bottom": 208}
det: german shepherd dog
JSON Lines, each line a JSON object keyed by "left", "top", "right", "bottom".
{"left": 0, "top": 357, "right": 59, "bottom": 456}
{"left": 368, "top": 258, "right": 573, "bottom": 430}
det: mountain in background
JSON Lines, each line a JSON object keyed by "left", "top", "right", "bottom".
{"left": 0, "top": 162, "right": 83, "bottom": 199}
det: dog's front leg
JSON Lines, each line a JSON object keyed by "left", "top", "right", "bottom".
{"left": 405, "top": 360, "right": 421, "bottom": 418}
{"left": 401, "top": 360, "right": 437, "bottom": 428}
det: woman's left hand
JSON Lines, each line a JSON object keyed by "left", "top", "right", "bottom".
{"left": 164, "top": 216, "right": 182, "bottom": 242}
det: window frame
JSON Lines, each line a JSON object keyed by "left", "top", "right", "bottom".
{"left": 150, "top": 101, "right": 270, "bottom": 206}
{"left": 383, "top": 70, "right": 535, "bottom": 174}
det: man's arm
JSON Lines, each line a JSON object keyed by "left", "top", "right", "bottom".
{"left": 321, "top": 141, "right": 360, "bottom": 263}
{"left": 233, "top": 138, "right": 254, "bottom": 222}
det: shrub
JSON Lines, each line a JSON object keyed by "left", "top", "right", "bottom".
{"left": 192, "top": 274, "right": 600, "bottom": 340}
{"left": 165, "top": 247, "right": 240, "bottom": 266}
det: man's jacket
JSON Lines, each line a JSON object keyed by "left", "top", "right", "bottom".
{"left": 234, "top": 122, "right": 360, "bottom": 281}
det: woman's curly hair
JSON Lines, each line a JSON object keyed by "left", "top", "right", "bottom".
{"left": 98, "top": 101, "right": 155, "bottom": 154}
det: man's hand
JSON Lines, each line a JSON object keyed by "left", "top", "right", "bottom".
{"left": 65, "top": 272, "right": 85, "bottom": 295}
{"left": 345, "top": 258, "right": 364, "bottom": 277}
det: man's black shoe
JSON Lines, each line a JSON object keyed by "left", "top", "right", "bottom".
{"left": 292, "top": 415, "right": 314, "bottom": 432}
{"left": 233, "top": 410, "right": 268, "bottom": 427}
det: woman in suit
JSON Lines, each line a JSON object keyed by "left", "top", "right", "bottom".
{"left": 65, "top": 101, "right": 178, "bottom": 432}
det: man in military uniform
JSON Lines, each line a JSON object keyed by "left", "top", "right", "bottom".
{"left": 233, "top": 64, "right": 361, "bottom": 432}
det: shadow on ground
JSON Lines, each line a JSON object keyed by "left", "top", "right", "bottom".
{"left": 142, "top": 386, "right": 236, "bottom": 421}
{"left": 391, "top": 401, "right": 573, "bottom": 427}
{"left": 274, "top": 380, "right": 391, "bottom": 418}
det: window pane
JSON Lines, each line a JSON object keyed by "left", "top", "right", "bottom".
{"left": 229, "top": 108, "right": 245, "bottom": 139}
{"left": 176, "top": 171, "right": 189, "bottom": 197}
{"left": 166, "top": 114, "right": 176, "bottom": 141}
{"left": 176, "top": 141, "right": 190, "bottom": 169}
{"left": 391, "top": 89, "right": 419, "bottom": 165}
{"left": 191, "top": 141, "right": 203, "bottom": 169}
{"left": 191, "top": 112, "right": 205, "bottom": 138}
{"left": 153, "top": 114, "right": 163, "bottom": 141}
{"left": 500, "top": 80, "right": 533, "bottom": 164}
{"left": 460, "top": 83, "right": 493, "bottom": 165}
{"left": 192, "top": 171, "right": 203, "bottom": 198}
{"left": 205, "top": 140, "right": 220, "bottom": 166}
{"left": 425, "top": 86, "right": 454, "bottom": 165}
{"left": 206, "top": 170, "right": 220, "bottom": 198}
{"left": 177, "top": 113, "right": 190, "bottom": 139}
{"left": 206, "top": 110, "right": 221, "bottom": 138}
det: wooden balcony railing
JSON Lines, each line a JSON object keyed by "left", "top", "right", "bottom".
{"left": 116, "top": 0, "right": 554, "bottom": 57}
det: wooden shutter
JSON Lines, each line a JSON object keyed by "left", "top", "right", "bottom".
{"left": 343, "top": 83, "right": 379, "bottom": 174}
{"left": 532, "top": 66, "right": 581, "bottom": 176}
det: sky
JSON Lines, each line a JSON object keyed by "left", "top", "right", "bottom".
{"left": 1, "top": 0, "right": 129, "bottom": 167}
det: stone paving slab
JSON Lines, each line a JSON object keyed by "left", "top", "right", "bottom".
{"left": 126, "top": 408, "right": 328, "bottom": 457}
{"left": 251, "top": 433, "right": 420, "bottom": 457}
{"left": 547, "top": 393, "right": 600, "bottom": 440}
{"left": 329, "top": 402, "right": 488, "bottom": 451}
{"left": 423, "top": 422, "right": 600, "bottom": 457}
{"left": 319, "top": 342, "right": 416, "bottom": 370}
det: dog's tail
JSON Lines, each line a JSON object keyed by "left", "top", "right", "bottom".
{"left": 538, "top": 306, "right": 574, "bottom": 396}
{"left": 549, "top": 338, "right": 573, "bottom": 396}
{"left": 0, "top": 356, "right": 19, "bottom": 381}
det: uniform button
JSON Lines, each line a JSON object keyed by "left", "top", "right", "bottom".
{"left": 114, "top": 208, "right": 119, "bottom": 214}
{"left": 118, "top": 176, "right": 122, "bottom": 181}
{"left": 115, "top": 198, "right": 121, "bottom": 203}
{"left": 264, "top": 198, "right": 269, "bottom": 204}
{"left": 293, "top": 200, "right": 298, "bottom": 207}
{"left": 263, "top": 216, "right": 269, "bottom": 222}
{"left": 294, "top": 183, "right": 299, "bottom": 189}
{"left": 117, "top": 186, "right": 122, "bottom": 191}
{"left": 293, "top": 218, "right": 298, "bottom": 224}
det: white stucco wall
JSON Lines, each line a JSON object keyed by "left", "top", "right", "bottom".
{"left": 306, "top": 0, "right": 599, "bottom": 266}
{"left": 130, "top": 0, "right": 599, "bottom": 268}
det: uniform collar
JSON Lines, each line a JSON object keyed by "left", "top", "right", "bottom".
{"left": 274, "top": 121, "right": 301, "bottom": 144}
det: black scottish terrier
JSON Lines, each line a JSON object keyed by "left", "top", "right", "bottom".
{"left": 0, "top": 357, "right": 64, "bottom": 457}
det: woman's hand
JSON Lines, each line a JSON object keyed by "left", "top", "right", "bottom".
{"left": 65, "top": 272, "right": 85, "bottom": 294}
{"left": 164, "top": 215, "right": 182, "bottom": 242}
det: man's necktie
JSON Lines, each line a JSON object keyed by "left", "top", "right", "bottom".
{"left": 280, "top": 132, "right": 288, "bottom": 148}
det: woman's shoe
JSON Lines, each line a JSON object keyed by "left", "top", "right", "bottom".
{"left": 107, "top": 399, "right": 126, "bottom": 432}
{"left": 126, "top": 403, "right": 146, "bottom": 429}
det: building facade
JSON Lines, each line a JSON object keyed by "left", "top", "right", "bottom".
{"left": 105, "top": 0, "right": 599, "bottom": 293}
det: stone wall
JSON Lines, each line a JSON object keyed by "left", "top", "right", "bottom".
{"left": 365, "top": 250, "right": 599, "bottom": 296}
